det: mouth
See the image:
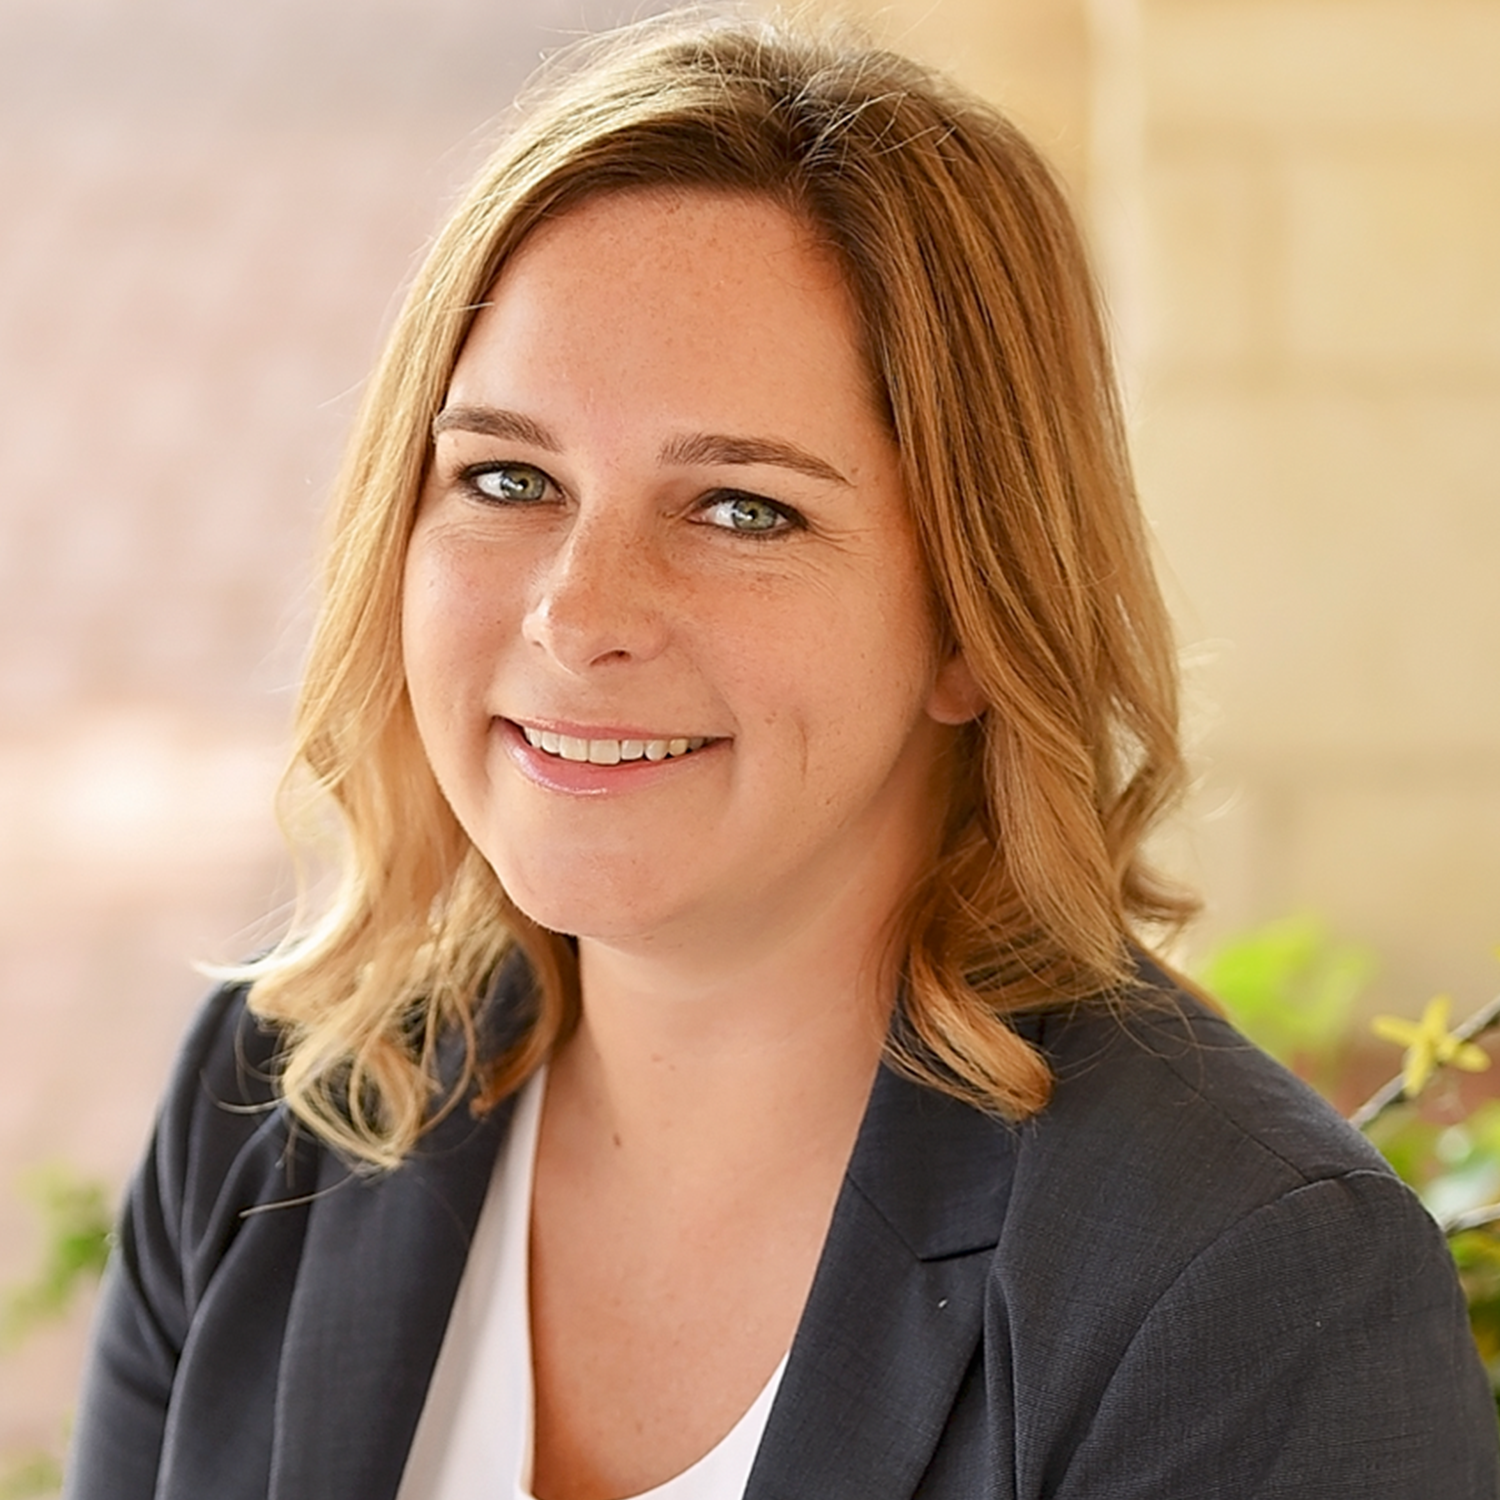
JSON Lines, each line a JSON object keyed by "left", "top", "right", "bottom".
{"left": 516, "top": 723, "right": 712, "bottom": 766}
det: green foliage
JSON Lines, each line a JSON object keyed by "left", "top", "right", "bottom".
{"left": 1364, "top": 1101, "right": 1500, "bottom": 1229}
{"left": 1, "top": 1167, "right": 113, "bottom": 1351}
{"left": 0, "top": 1165, "right": 113, "bottom": 1498}
{"left": 1450, "top": 1230, "right": 1500, "bottom": 1397}
{"left": 1198, "top": 912, "right": 1376, "bottom": 1087}
{"left": 0, "top": 1453, "right": 63, "bottom": 1499}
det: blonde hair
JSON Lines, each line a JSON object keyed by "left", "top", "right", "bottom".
{"left": 242, "top": 10, "right": 1196, "bottom": 1168}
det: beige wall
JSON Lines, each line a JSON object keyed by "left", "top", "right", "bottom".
{"left": 820, "top": 0, "right": 1500, "bottom": 1010}
{"left": 823, "top": 0, "right": 1095, "bottom": 196}
{"left": 1138, "top": 0, "right": 1500, "bottom": 1009}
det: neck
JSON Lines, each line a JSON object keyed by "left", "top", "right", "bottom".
{"left": 553, "top": 936, "right": 886, "bottom": 1187}
{"left": 546, "top": 850, "right": 921, "bottom": 1187}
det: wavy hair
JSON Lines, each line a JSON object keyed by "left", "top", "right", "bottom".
{"left": 240, "top": 9, "right": 1196, "bottom": 1168}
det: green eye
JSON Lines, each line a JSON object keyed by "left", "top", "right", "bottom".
{"left": 472, "top": 465, "right": 550, "bottom": 503}
{"left": 705, "top": 493, "right": 793, "bottom": 534}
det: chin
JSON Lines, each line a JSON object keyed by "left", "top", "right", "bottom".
{"left": 496, "top": 866, "right": 679, "bottom": 949}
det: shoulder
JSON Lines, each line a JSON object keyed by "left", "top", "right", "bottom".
{"left": 1026, "top": 960, "right": 1389, "bottom": 1203}
{"left": 128, "top": 981, "right": 324, "bottom": 1303}
{"left": 68, "top": 983, "right": 326, "bottom": 1495}
{"left": 990, "top": 966, "right": 1498, "bottom": 1493}
{"left": 1008, "top": 960, "right": 1410, "bottom": 1283}
{"left": 856, "top": 959, "right": 1398, "bottom": 1269}
{"left": 156, "top": 979, "right": 293, "bottom": 1159}
{"left": 163, "top": 977, "right": 284, "bottom": 1119}
{"left": 996, "top": 959, "right": 1450, "bottom": 1347}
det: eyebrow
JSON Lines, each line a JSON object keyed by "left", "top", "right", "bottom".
{"left": 432, "top": 404, "right": 850, "bottom": 488}
{"left": 432, "top": 405, "right": 559, "bottom": 450}
{"left": 659, "top": 432, "right": 850, "bottom": 487}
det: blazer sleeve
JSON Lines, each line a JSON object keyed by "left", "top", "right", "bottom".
{"left": 1050, "top": 1169, "right": 1500, "bottom": 1499}
{"left": 64, "top": 984, "right": 296, "bottom": 1500}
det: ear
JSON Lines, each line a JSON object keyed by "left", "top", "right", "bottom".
{"left": 926, "top": 647, "right": 986, "bottom": 726}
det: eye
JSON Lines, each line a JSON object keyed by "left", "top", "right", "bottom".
{"left": 698, "top": 491, "right": 800, "bottom": 536}
{"left": 464, "top": 463, "right": 553, "bottom": 504}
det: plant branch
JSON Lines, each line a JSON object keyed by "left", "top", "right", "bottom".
{"left": 1442, "top": 1201, "right": 1500, "bottom": 1237}
{"left": 1349, "top": 990, "right": 1500, "bottom": 1132}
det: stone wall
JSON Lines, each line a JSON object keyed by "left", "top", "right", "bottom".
{"left": 827, "top": 0, "right": 1500, "bottom": 1010}
{"left": 1137, "top": 0, "right": 1500, "bottom": 1011}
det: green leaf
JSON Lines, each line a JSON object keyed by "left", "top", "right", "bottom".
{"left": 1198, "top": 913, "right": 1376, "bottom": 1078}
{"left": 1, "top": 1166, "right": 113, "bottom": 1351}
{"left": 0, "top": 1450, "right": 63, "bottom": 1498}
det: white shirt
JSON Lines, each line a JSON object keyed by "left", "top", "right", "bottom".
{"left": 397, "top": 1071, "right": 786, "bottom": 1500}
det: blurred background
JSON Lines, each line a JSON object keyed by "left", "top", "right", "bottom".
{"left": 1, "top": 0, "right": 1497, "bottom": 1461}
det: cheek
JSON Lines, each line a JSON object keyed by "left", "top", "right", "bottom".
{"left": 400, "top": 549, "right": 453, "bottom": 713}
{"left": 402, "top": 535, "right": 510, "bottom": 696}
{"left": 738, "top": 574, "right": 939, "bottom": 757}
{"left": 847, "top": 566, "right": 942, "bottom": 700}
{"left": 401, "top": 554, "right": 500, "bottom": 777}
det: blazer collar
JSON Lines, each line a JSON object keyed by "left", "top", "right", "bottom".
{"left": 269, "top": 954, "right": 537, "bottom": 1499}
{"left": 746, "top": 1062, "right": 1019, "bottom": 1499}
{"left": 269, "top": 1078, "right": 517, "bottom": 1500}
{"left": 270, "top": 982, "right": 1021, "bottom": 1500}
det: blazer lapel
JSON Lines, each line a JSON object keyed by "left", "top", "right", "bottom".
{"left": 261, "top": 957, "right": 1017, "bottom": 1500}
{"left": 746, "top": 1064, "right": 1018, "bottom": 1499}
{"left": 268, "top": 1090, "right": 515, "bottom": 1500}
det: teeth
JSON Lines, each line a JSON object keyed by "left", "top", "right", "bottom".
{"left": 520, "top": 726, "right": 708, "bottom": 764}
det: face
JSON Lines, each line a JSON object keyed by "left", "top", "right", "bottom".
{"left": 402, "top": 189, "right": 980, "bottom": 963}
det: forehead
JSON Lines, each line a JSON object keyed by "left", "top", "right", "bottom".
{"left": 500, "top": 186, "right": 847, "bottom": 303}
{"left": 444, "top": 188, "right": 886, "bottom": 441}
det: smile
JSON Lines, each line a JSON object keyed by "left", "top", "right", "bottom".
{"left": 519, "top": 725, "right": 710, "bottom": 765}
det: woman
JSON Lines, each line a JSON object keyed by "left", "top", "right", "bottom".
{"left": 67, "top": 13, "right": 1497, "bottom": 1499}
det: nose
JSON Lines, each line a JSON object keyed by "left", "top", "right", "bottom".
{"left": 522, "top": 509, "right": 671, "bottom": 674}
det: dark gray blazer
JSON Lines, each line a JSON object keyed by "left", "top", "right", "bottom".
{"left": 67, "top": 965, "right": 1499, "bottom": 1499}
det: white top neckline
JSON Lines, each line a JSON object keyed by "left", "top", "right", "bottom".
{"left": 397, "top": 1070, "right": 787, "bottom": 1500}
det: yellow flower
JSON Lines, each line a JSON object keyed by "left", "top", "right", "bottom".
{"left": 1371, "top": 996, "right": 1491, "bottom": 1097}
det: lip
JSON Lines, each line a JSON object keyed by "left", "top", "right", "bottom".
{"left": 510, "top": 715, "right": 714, "bottom": 743}
{"left": 497, "top": 717, "right": 725, "bottom": 796}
